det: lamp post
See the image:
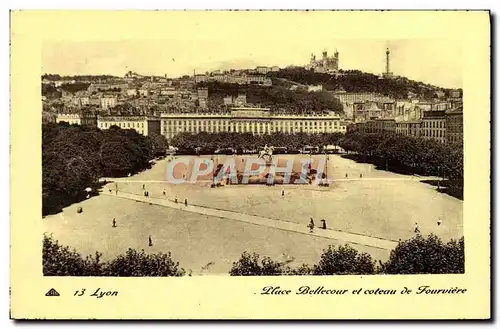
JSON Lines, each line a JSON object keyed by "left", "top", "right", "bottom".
{"left": 211, "top": 155, "right": 216, "bottom": 188}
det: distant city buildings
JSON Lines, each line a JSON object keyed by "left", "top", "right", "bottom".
{"left": 42, "top": 58, "right": 462, "bottom": 148}
{"left": 349, "top": 106, "right": 463, "bottom": 145}
{"left": 332, "top": 91, "right": 396, "bottom": 120}
{"left": 100, "top": 96, "right": 117, "bottom": 110}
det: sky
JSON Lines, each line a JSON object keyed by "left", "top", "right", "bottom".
{"left": 41, "top": 12, "right": 463, "bottom": 88}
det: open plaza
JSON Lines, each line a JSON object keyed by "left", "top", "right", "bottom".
{"left": 43, "top": 154, "right": 463, "bottom": 275}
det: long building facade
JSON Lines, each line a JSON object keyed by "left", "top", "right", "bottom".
{"left": 97, "top": 116, "right": 161, "bottom": 136}
{"left": 160, "top": 108, "right": 346, "bottom": 140}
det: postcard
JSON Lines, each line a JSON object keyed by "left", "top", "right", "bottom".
{"left": 10, "top": 10, "right": 490, "bottom": 319}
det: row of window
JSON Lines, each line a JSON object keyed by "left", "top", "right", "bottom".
{"left": 163, "top": 125, "right": 344, "bottom": 133}
{"left": 163, "top": 120, "right": 340, "bottom": 127}
{"left": 423, "top": 120, "right": 446, "bottom": 129}
{"left": 99, "top": 122, "right": 145, "bottom": 129}
{"left": 422, "top": 129, "right": 446, "bottom": 139}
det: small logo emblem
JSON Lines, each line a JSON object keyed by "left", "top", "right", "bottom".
{"left": 45, "top": 288, "right": 60, "bottom": 297}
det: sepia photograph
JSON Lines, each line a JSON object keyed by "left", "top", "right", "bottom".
{"left": 10, "top": 10, "right": 490, "bottom": 319}
{"left": 41, "top": 39, "right": 464, "bottom": 277}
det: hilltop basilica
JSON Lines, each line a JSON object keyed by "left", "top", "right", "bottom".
{"left": 306, "top": 50, "right": 339, "bottom": 74}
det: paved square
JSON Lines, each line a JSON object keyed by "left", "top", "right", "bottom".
{"left": 43, "top": 155, "right": 463, "bottom": 275}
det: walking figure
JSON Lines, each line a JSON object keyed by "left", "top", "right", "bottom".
{"left": 142, "top": 184, "right": 145, "bottom": 190}
{"left": 414, "top": 222, "right": 420, "bottom": 234}
{"left": 175, "top": 197, "right": 178, "bottom": 203}
{"left": 144, "top": 191, "right": 147, "bottom": 197}
{"left": 112, "top": 218, "right": 116, "bottom": 228}
{"left": 437, "top": 219, "right": 442, "bottom": 226}
{"left": 115, "top": 189, "right": 118, "bottom": 195}
{"left": 321, "top": 219, "right": 327, "bottom": 230}
{"left": 109, "top": 189, "right": 112, "bottom": 193}
{"left": 184, "top": 199, "right": 188, "bottom": 206}
{"left": 308, "top": 218, "right": 315, "bottom": 233}
{"left": 360, "top": 173, "right": 363, "bottom": 178}
{"left": 148, "top": 235, "right": 153, "bottom": 247}
{"left": 345, "top": 173, "right": 348, "bottom": 178}
{"left": 163, "top": 190, "right": 166, "bottom": 197}
{"left": 281, "top": 189, "right": 285, "bottom": 197}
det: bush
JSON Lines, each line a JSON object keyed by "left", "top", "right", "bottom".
{"left": 229, "top": 251, "right": 284, "bottom": 276}
{"left": 43, "top": 234, "right": 185, "bottom": 277}
{"left": 379, "top": 234, "right": 464, "bottom": 274}
{"left": 229, "top": 235, "right": 464, "bottom": 276}
{"left": 313, "top": 245, "right": 375, "bottom": 275}
{"left": 42, "top": 235, "right": 103, "bottom": 276}
{"left": 104, "top": 249, "right": 185, "bottom": 277}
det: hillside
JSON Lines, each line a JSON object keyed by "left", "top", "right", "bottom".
{"left": 197, "top": 81, "right": 343, "bottom": 114}
{"left": 268, "top": 68, "right": 459, "bottom": 100}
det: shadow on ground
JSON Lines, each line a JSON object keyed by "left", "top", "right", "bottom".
{"left": 341, "top": 154, "right": 463, "bottom": 200}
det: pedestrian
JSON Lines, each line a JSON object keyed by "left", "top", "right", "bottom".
{"left": 184, "top": 198, "right": 188, "bottom": 206}
{"left": 345, "top": 173, "right": 348, "bottom": 178}
{"left": 163, "top": 190, "right": 166, "bottom": 197}
{"left": 112, "top": 218, "right": 116, "bottom": 228}
{"left": 308, "top": 218, "right": 315, "bottom": 233}
{"left": 175, "top": 197, "right": 178, "bottom": 203}
{"left": 281, "top": 189, "right": 285, "bottom": 197}
{"left": 109, "top": 189, "right": 112, "bottom": 193}
{"left": 360, "top": 173, "right": 363, "bottom": 178}
{"left": 115, "top": 189, "right": 118, "bottom": 195}
{"left": 414, "top": 222, "right": 420, "bottom": 233}
{"left": 437, "top": 219, "right": 442, "bottom": 226}
{"left": 142, "top": 184, "right": 145, "bottom": 190}
{"left": 148, "top": 235, "right": 153, "bottom": 247}
{"left": 321, "top": 219, "right": 327, "bottom": 230}
{"left": 144, "top": 191, "right": 147, "bottom": 197}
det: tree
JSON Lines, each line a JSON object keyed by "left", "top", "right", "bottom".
{"left": 104, "top": 249, "right": 185, "bottom": 277}
{"left": 42, "top": 123, "right": 154, "bottom": 215}
{"left": 149, "top": 133, "right": 168, "bottom": 156}
{"left": 99, "top": 140, "right": 134, "bottom": 177}
{"left": 379, "top": 234, "right": 464, "bottom": 274}
{"left": 43, "top": 235, "right": 185, "bottom": 277}
{"left": 313, "top": 245, "right": 375, "bottom": 275}
{"left": 229, "top": 251, "right": 284, "bottom": 276}
{"left": 43, "top": 234, "right": 103, "bottom": 276}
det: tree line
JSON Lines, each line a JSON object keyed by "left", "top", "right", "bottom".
{"left": 43, "top": 233, "right": 464, "bottom": 276}
{"left": 42, "top": 123, "right": 167, "bottom": 215}
{"left": 268, "top": 68, "right": 457, "bottom": 100}
{"left": 230, "top": 234, "right": 464, "bottom": 275}
{"left": 43, "top": 235, "right": 185, "bottom": 276}
{"left": 338, "top": 131, "right": 463, "bottom": 197}
{"left": 197, "top": 81, "right": 343, "bottom": 114}
{"left": 170, "top": 131, "right": 345, "bottom": 154}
